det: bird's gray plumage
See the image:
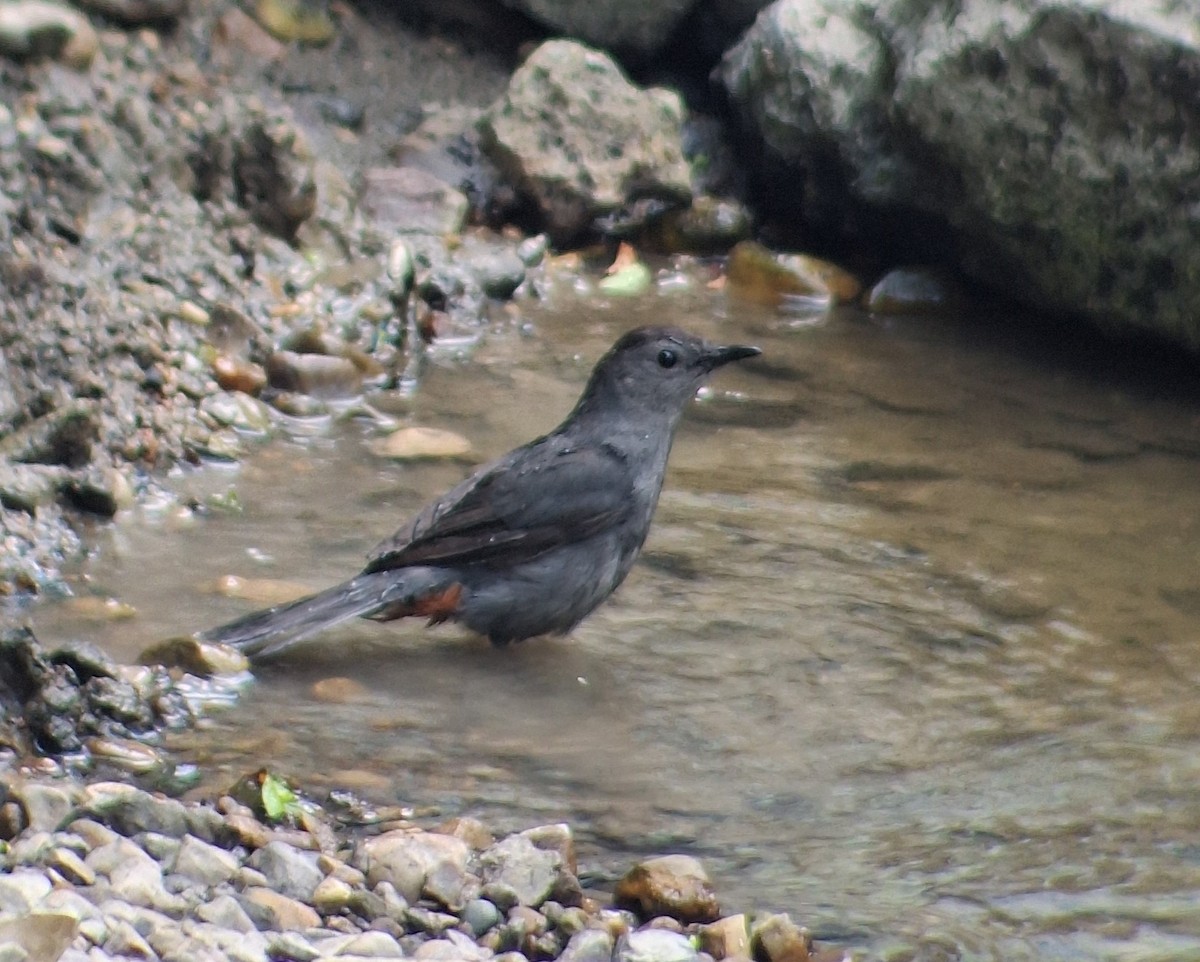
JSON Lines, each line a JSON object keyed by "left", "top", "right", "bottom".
{"left": 199, "top": 326, "right": 759, "bottom": 659}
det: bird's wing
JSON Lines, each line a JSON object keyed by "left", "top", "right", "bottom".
{"left": 365, "top": 438, "right": 634, "bottom": 572}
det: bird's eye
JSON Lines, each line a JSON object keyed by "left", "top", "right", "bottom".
{"left": 657, "top": 349, "right": 678, "bottom": 369}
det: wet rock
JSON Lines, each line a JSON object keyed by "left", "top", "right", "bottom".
{"left": 84, "top": 737, "right": 165, "bottom": 775}
{"left": 62, "top": 465, "right": 135, "bottom": 517}
{"left": 356, "top": 830, "right": 474, "bottom": 908}
{"left": 239, "top": 886, "right": 321, "bottom": 931}
{"left": 247, "top": 840, "right": 324, "bottom": 902}
{"left": 473, "top": 249, "right": 527, "bottom": 299}
{"left": 233, "top": 121, "right": 317, "bottom": 241}
{"left": 727, "top": 242, "right": 860, "bottom": 308}
{"left": 254, "top": 0, "right": 334, "bottom": 44}
{"left": 173, "top": 835, "right": 240, "bottom": 887}
{"left": 368, "top": 426, "right": 473, "bottom": 461}
{"left": 480, "top": 39, "right": 690, "bottom": 243}
{"left": 61, "top": 596, "right": 137, "bottom": 622}
{"left": 720, "top": 0, "right": 1200, "bottom": 347}
{"left": 698, "top": 915, "right": 750, "bottom": 960}
{"left": 138, "top": 636, "right": 250, "bottom": 678}
{"left": 618, "top": 928, "right": 700, "bottom": 962}
{"left": 210, "top": 574, "right": 310, "bottom": 606}
{"left": 865, "top": 267, "right": 962, "bottom": 316}
{"left": 362, "top": 166, "right": 470, "bottom": 236}
{"left": 750, "top": 914, "right": 810, "bottom": 962}
{"left": 266, "top": 350, "right": 363, "bottom": 399}
{"left": 0, "top": 0, "right": 97, "bottom": 67}
{"left": 310, "top": 676, "right": 368, "bottom": 703}
{"left": 201, "top": 390, "right": 273, "bottom": 433}
{"left": 614, "top": 854, "right": 719, "bottom": 924}
{"left": 266, "top": 931, "right": 320, "bottom": 961}
{"left": 517, "top": 234, "right": 548, "bottom": 268}
{"left": 654, "top": 196, "right": 752, "bottom": 255}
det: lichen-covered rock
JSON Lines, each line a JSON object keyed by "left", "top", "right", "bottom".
{"left": 481, "top": 40, "right": 691, "bottom": 243}
{"left": 721, "top": 0, "right": 1200, "bottom": 347}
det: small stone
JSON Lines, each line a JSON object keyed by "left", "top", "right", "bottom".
{"left": 253, "top": 0, "right": 333, "bottom": 43}
{"left": 462, "top": 897, "right": 502, "bottom": 936}
{"left": 104, "top": 919, "right": 155, "bottom": 960}
{"left": 750, "top": 914, "right": 810, "bottom": 962}
{"left": 248, "top": 840, "right": 325, "bottom": 902}
{"left": 213, "top": 355, "right": 269, "bottom": 396}
{"left": 435, "top": 817, "right": 494, "bottom": 851}
{"left": 0, "top": 0, "right": 98, "bottom": 66}
{"left": 223, "top": 812, "right": 271, "bottom": 850}
{"left": 173, "top": 835, "right": 240, "bottom": 887}
{"left": 88, "top": 839, "right": 181, "bottom": 911}
{"left": 0, "top": 914, "right": 78, "bottom": 962}
{"left": 84, "top": 737, "right": 165, "bottom": 775}
{"left": 516, "top": 235, "right": 548, "bottom": 268}
{"left": 698, "top": 915, "right": 750, "bottom": 960}
{"left": 559, "top": 928, "right": 614, "bottom": 962}
{"left": 137, "top": 636, "right": 250, "bottom": 677}
{"left": 311, "top": 874, "right": 353, "bottom": 914}
{"left": 13, "top": 782, "right": 75, "bottom": 833}
{"left": 479, "top": 834, "right": 562, "bottom": 909}
{"left": 356, "top": 830, "right": 473, "bottom": 908}
{"left": 194, "top": 894, "right": 258, "bottom": 933}
{"left": 201, "top": 390, "right": 273, "bottom": 433}
{"left": 266, "top": 931, "right": 320, "bottom": 961}
{"left": 517, "top": 824, "right": 576, "bottom": 875}
{"left": 335, "top": 931, "right": 405, "bottom": 957}
{"left": 210, "top": 575, "right": 311, "bottom": 606}
{"left": 310, "top": 676, "right": 368, "bottom": 703}
{"left": 47, "top": 847, "right": 95, "bottom": 885}
{"left": 618, "top": 929, "right": 700, "bottom": 962}
{"left": 368, "top": 426, "right": 472, "bottom": 461}
{"left": 727, "top": 241, "right": 860, "bottom": 307}
{"left": 474, "top": 250, "right": 526, "bottom": 300}
{"left": 0, "top": 870, "right": 53, "bottom": 914}
{"left": 239, "top": 886, "right": 321, "bottom": 931}
{"left": 865, "top": 267, "right": 961, "bottom": 316}
{"left": 62, "top": 596, "right": 138, "bottom": 621}
{"left": 266, "top": 350, "right": 362, "bottom": 398}
{"left": 614, "top": 855, "right": 719, "bottom": 923}
{"left": 82, "top": 784, "right": 190, "bottom": 838}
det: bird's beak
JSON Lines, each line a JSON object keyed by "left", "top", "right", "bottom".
{"left": 700, "top": 343, "right": 761, "bottom": 370}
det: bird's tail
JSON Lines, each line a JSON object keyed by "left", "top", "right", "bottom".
{"left": 198, "top": 571, "right": 399, "bottom": 660}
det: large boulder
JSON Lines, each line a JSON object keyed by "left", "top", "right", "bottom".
{"left": 720, "top": 0, "right": 1200, "bottom": 347}
{"left": 480, "top": 39, "right": 692, "bottom": 243}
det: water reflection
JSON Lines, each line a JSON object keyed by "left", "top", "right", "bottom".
{"left": 33, "top": 288, "right": 1200, "bottom": 961}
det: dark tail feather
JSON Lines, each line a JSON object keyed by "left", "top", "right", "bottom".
{"left": 198, "top": 572, "right": 396, "bottom": 660}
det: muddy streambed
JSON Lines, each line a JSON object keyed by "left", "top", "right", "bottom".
{"left": 31, "top": 286, "right": 1200, "bottom": 961}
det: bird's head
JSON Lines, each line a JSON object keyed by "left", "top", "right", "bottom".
{"left": 574, "top": 326, "right": 760, "bottom": 423}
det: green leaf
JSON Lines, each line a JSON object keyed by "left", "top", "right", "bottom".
{"left": 598, "top": 262, "right": 652, "bottom": 296}
{"left": 260, "top": 772, "right": 299, "bottom": 821}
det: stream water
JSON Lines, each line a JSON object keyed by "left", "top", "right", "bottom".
{"left": 32, "top": 279, "right": 1200, "bottom": 961}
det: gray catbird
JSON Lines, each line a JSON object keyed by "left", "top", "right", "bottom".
{"left": 200, "top": 326, "right": 759, "bottom": 659}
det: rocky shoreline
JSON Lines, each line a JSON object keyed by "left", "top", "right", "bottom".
{"left": 0, "top": 769, "right": 838, "bottom": 962}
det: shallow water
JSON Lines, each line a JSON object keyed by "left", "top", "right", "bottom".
{"left": 33, "top": 280, "right": 1200, "bottom": 961}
